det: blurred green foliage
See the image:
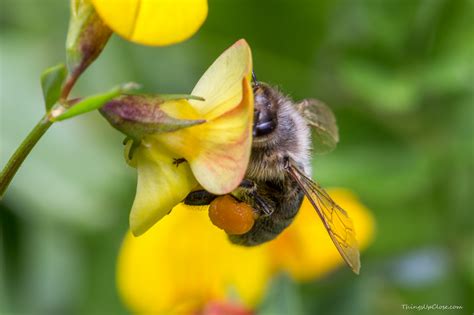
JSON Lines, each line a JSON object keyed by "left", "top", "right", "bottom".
{"left": 1, "top": 0, "right": 473, "bottom": 314}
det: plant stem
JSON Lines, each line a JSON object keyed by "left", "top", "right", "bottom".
{"left": 60, "top": 74, "right": 78, "bottom": 102}
{"left": 0, "top": 114, "right": 52, "bottom": 199}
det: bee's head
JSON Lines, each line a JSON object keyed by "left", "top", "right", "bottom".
{"left": 249, "top": 76, "right": 312, "bottom": 176}
{"left": 252, "top": 82, "right": 278, "bottom": 139}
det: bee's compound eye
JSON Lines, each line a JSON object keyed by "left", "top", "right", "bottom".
{"left": 254, "top": 119, "right": 276, "bottom": 137}
{"left": 253, "top": 86, "right": 277, "bottom": 137}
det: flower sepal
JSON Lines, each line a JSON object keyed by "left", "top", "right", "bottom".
{"left": 100, "top": 95, "right": 206, "bottom": 141}
{"left": 66, "top": 0, "right": 112, "bottom": 85}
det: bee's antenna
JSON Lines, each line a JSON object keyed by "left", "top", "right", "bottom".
{"left": 252, "top": 70, "right": 259, "bottom": 86}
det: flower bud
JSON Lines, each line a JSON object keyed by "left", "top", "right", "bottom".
{"left": 100, "top": 95, "right": 205, "bottom": 140}
{"left": 65, "top": 0, "right": 112, "bottom": 88}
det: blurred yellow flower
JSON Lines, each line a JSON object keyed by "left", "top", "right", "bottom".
{"left": 90, "top": 0, "right": 208, "bottom": 46}
{"left": 117, "top": 204, "right": 271, "bottom": 314}
{"left": 117, "top": 188, "right": 375, "bottom": 314}
{"left": 127, "top": 40, "right": 254, "bottom": 236}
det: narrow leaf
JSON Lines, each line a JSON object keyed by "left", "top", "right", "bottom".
{"left": 159, "top": 94, "right": 205, "bottom": 101}
{"left": 41, "top": 63, "right": 67, "bottom": 111}
{"left": 52, "top": 82, "right": 140, "bottom": 121}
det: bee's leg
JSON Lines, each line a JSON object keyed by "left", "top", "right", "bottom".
{"left": 236, "top": 179, "right": 275, "bottom": 216}
{"left": 254, "top": 195, "right": 274, "bottom": 216}
{"left": 183, "top": 190, "right": 217, "bottom": 206}
{"left": 239, "top": 179, "right": 256, "bottom": 189}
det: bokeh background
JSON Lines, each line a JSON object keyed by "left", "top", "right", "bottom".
{"left": 1, "top": 0, "right": 473, "bottom": 314}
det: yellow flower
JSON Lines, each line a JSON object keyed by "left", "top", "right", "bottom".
{"left": 90, "top": 0, "right": 208, "bottom": 46}
{"left": 116, "top": 188, "right": 375, "bottom": 314}
{"left": 127, "top": 40, "right": 254, "bottom": 236}
{"left": 117, "top": 204, "right": 271, "bottom": 314}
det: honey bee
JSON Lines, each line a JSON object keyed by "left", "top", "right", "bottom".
{"left": 184, "top": 76, "right": 360, "bottom": 274}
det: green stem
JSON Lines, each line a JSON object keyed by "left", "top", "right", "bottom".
{"left": 0, "top": 115, "right": 52, "bottom": 199}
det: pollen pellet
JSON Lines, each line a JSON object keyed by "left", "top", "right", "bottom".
{"left": 209, "top": 195, "right": 255, "bottom": 235}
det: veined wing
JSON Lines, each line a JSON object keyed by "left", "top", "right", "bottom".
{"left": 287, "top": 163, "right": 360, "bottom": 274}
{"left": 295, "top": 99, "right": 339, "bottom": 154}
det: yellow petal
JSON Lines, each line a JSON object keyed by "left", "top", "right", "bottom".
{"left": 117, "top": 204, "right": 271, "bottom": 314}
{"left": 267, "top": 188, "right": 375, "bottom": 281}
{"left": 190, "top": 39, "right": 253, "bottom": 120}
{"left": 91, "top": 0, "right": 208, "bottom": 46}
{"left": 157, "top": 78, "right": 253, "bottom": 194}
{"left": 130, "top": 141, "right": 198, "bottom": 236}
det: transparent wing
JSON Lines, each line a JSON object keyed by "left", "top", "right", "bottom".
{"left": 295, "top": 99, "right": 339, "bottom": 154}
{"left": 287, "top": 163, "right": 360, "bottom": 274}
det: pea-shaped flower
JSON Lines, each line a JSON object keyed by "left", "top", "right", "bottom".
{"left": 102, "top": 40, "right": 253, "bottom": 235}
{"left": 91, "top": 0, "right": 208, "bottom": 46}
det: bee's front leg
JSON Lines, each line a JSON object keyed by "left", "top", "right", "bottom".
{"left": 183, "top": 190, "right": 217, "bottom": 206}
{"left": 183, "top": 180, "right": 258, "bottom": 206}
{"left": 239, "top": 179, "right": 257, "bottom": 190}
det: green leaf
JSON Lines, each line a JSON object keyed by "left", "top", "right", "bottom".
{"left": 159, "top": 94, "right": 205, "bottom": 101}
{"left": 41, "top": 63, "right": 67, "bottom": 111}
{"left": 52, "top": 82, "right": 140, "bottom": 122}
